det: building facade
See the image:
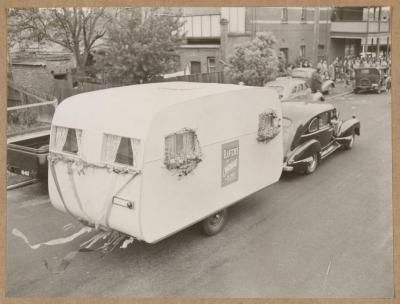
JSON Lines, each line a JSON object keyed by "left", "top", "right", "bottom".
{"left": 176, "top": 7, "right": 390, "bottom": 74}
{"left": 330, "top": 7, "right": 390, "bottom": 59}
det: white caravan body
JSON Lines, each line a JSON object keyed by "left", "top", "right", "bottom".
{"left": 48, "top": 82, "right": 283, "bottom": 243}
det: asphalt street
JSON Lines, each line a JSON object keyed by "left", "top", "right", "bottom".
{"left": 6, "top": 90, "right": 393, "bottom": 298}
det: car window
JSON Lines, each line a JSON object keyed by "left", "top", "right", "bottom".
{"left": 291, "top": 86, "right": 297, "bottom": 94}
{"left": 268, "top": 85, "right": 284, "bottom": 94}
{"left": 319, "top": 112, "right": 330, "bottom": 128}
{"left": 282, "top": 117, "right": 292, "bottom": 129}
{"left": 308, "top": 117, "right": 319, "bottom": 133}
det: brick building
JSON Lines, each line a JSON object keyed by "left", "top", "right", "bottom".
{"left": 176, "top": 7, "right": 390, "bottom": 74}
{"left": 330, "top": 7, "right": 390, "bottom": 59}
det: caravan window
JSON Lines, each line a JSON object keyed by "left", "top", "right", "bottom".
{"left": 51, "top": 126, "right": 82, "bottom": 155}
{"left": 102, "top": 134, "right": 140, "bottom": 168}
{"left": 257, "top": 110, "right": 280, "bottom": 142}
{"left": 164, "top": 129, "right": 201, "bottom": 169}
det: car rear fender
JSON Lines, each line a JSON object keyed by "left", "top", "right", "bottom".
{"left": 322, "top": 80, "right": 335, "bottom": 91}
{"left": 287, "top": 139, "right": 321, "bottom": 164}
{"left": 338, "top": 118, "right": 360, "bottom": 137}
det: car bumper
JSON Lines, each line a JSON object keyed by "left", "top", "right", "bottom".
{"left": 283, "top": 156, "right": 314, "bottom": 172}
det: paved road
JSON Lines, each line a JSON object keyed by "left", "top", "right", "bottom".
{"left": 6, "top": 91, "right": 393, "bottom": 298}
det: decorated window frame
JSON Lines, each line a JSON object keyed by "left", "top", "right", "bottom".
{"left": 50, "top": 126, "right": 83, "bottom": 156}
{"left": 257, "top": 109, "right": 281, "bottom": 143}
{"left": 101, "top": 133, "right": 141, "bottom": 170}
{"left": 164, "top": 128, "right": 202, "bottom": 177}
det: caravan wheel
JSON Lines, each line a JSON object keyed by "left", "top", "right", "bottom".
{"left": 202, "top": 209, "right": 228, "bottom": 236}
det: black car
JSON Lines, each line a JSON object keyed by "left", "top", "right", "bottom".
{"left": 354, "top": 67, "right": 391, "bottom": 94}
{"left": 282, "top": 102, "right": 360, "bottom": 174}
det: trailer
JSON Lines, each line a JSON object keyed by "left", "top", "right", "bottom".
{"left": 48, "top": 82, "right": 283, "bottom": 243}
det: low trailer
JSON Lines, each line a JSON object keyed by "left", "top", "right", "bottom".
{"left": 7, "top": 132, "right": 50, "bottom": 179}
{"left": 48, "top": 82, "right": 283, "bottom": 243}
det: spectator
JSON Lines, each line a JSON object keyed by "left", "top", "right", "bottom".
{"left": 328, "top": 62, "right": 335, "bottom": 81}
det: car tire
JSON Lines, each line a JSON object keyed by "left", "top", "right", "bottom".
{"left": 345, "top": 133, "right": 356, "bottom": 150}
{"left": 202, "top": 209, "right": 228, "bottom": 236}
{"left": 305, "top": 153, "right": 318, "bottom": 175}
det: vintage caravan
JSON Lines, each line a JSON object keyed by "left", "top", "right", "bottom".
{"left": 48, "top": 82, "right": 283, "bottom": 243}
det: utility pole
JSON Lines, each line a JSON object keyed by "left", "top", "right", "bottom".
{"left": 312, "top": 7, "right": 320, "bottom": 66}
{"left": 377, "top": 6, "right": 381, "bottom": 58}
{"left": 365, "top": 6, "right": 370, "bottom": 54}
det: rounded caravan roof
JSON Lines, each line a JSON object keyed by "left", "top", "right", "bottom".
{"left": 52, "top": 82, "right": 274, "bottom": 139}
{"left": 282, "top": 101, "right": 334, "bottom": 123}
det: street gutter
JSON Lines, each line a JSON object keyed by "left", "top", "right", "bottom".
{"left": 325, "top": 87, "right": 354, "bottom": 101}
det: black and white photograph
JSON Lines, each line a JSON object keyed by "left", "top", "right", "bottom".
{"left": 5, "top": 6, "right": 393, "bottom": 298}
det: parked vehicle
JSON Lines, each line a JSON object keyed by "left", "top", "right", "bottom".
{"left": 353, "top": 67, "right": 390, "bottom": 94}
{"left": 266, "top": 78, "right": 325, "bottom": 101}
{"left": 282, "top": 102, "right": 360, "bottom": 174}
{"left": 7, "top": 82, "right": 57, "bottom": 180}
{"left": 48, "top": 82, "right": 284, "bottom": 243}
{"left": 266, "top": 78, "right": 311, "bottom": 101}
{"left": 291, "top": 67, "right": 335, "bottom": 94}
{"left": 7, "top": 132, "right": 50, "bottom": 179}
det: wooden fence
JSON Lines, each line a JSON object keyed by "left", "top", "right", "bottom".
{"left": 162, "top": 71, "right": 231, "bottom": 84}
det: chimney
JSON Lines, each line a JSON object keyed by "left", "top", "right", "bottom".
{"left": 220, "top": 18, "right": 229, "bottom": 63}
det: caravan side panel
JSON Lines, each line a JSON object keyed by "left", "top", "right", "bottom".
{"left": 140, "top": 88, "right": 283, "bottom": 243}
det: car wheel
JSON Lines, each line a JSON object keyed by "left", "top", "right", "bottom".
{"left": 345, "top": 133, "right": 356, "bottom": 150}
{"left": 202, "top": 209, "right": 228, "bottom": 236}
{"left": 305, "top": 153, "right": 318, "bottom": 175}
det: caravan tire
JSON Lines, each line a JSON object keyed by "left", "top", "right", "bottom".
{"left": 202, "top": 209, "right": 228, "bottom": 236}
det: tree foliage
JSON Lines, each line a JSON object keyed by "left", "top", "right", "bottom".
{"left": 8, "top": 8, "right": 112, "bottom": 74}
{"left": 227, "top": 32, "right": 280, "bottom": 86}
{"left": 94, "top": 8, "right": 184, "bottom": 85}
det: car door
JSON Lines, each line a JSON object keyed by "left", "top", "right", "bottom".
{"left": 317, "top": 111, "right": 334, "bottom": 148}
{"left": 299, "top": 112, "right": 334, "bottom": 148}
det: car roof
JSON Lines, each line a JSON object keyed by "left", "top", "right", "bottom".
{"left": 292, "top": 68, "right": 316, "bottom": 72}
{"left": 266, "top": 78, "right": 306, "bottom": 86}
{"left": 282, "top": 101, "right": 334, "bottom": 123}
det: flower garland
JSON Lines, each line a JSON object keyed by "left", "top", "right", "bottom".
{"left": 164, "top": 128, "right": 203, "bottom": 178}
{"left": 257, "top": 110, "right": 281, "bottom": 143}
{"left": 48, "top": 152, "right": 139, "bottom": 175}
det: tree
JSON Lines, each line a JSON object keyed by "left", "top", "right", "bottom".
{"left": 227, "top": 32, "right": 280, "bottom": 86}
{"left": 94, "top": 8, "right": 184, "bottom": 84}
{"left": 8, "top": 8, "right": 112, "bottom": 75}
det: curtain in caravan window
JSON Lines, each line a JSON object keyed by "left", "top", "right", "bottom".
{"left": 75, "top": 129, "right": 83, "bottom": 156}
{"left": 183, "top": 131, "right": 195, "bottom": 157}
{"left": 130, "top": 138, "right": 141, "bottom": 168}
{"left": 52, "top": 126, "right": 68, "bottom": 152}
{"left": 165, "top": 134, "right": 176, "bottom": 161}
{"left": 103, "top": 134, "right": 121, "bottom": 163}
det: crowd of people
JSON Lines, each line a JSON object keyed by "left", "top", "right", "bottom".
{"left": 287, "top": 54, "right": 391, "bottom": 86}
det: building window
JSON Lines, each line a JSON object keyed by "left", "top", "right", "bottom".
{"left": 301, "top": 7, "right": 307, "bottom": 22}
{"left": 221, "top": 7, "right": 245, "bottom": 33}
{"left": 51, "top": 126, "right": 82, "bottom": 156}
{"left": 101, "top": 134, "right": 140, "bottom": 168}
{"left": 207, "top": 57, "right": 216, "bottom": 73}
{"left": 190, "top": 61, "right": 201, "bottom": 74}
{"left": 281, "top": 8, "right": 288, "bottom": 22}
{"left": 280, "top": 48, "right": 289, "bottom": 65}
{"left": 181, "top": 15, "right": 221, "bottom": 38}
{"left": 300, "top": 45, "right": 306, "bottom": 57}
